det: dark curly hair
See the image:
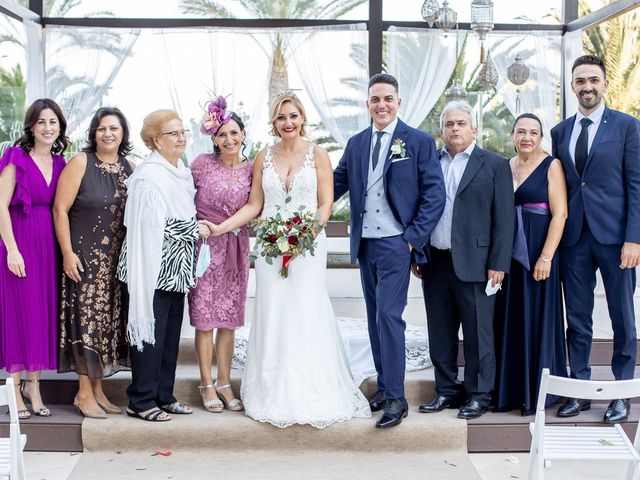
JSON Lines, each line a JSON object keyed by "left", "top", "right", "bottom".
{"left": 15, "top": 98, "right": 70, "bottom": 155}
{"left": 213, "top": 112, "right": 248, "bottom": 160}
{"left": 84, "top": 107, "right": 133, "bottom": 157}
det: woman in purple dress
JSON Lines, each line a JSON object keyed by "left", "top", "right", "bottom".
{"left": 0, "top": 99, "right": 69, "bottom": 419}
{"left": 188, "top": 100, "right": 251, "bottom": 413}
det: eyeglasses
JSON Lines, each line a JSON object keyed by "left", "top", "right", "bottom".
{"left": 160, "top": 129, "right": 190, "bottom": 139}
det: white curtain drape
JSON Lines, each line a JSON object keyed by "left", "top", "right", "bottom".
{"left": 157, "top": 28, "right": 274, "bottom": 160}
{"left": 386, "top": 27, "right": 466, "bottom": 128}
{"left": 285, "top": 24, "right": 370, "bottom": 147}
{"left": 562, "top": 29, "right": 583, "bottom": 119}
{"left": 158, "top": 25, "right": 369, "bottom": 159}
{"left": 24, "top": 19, "right": 44, "bottom": 102}
{"left": 44, "top": 26, "right": 139, "bottom": 136}
{"left": 491, "top": 31, "right": 562, "bottom": 152}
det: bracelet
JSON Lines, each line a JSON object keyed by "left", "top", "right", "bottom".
{"left": 539, "top": 255, "right": 552, "bottom": 263}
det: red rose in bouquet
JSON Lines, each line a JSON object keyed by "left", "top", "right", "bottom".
{"left": 249, "top": 200, "right": 324, "bottom": 278}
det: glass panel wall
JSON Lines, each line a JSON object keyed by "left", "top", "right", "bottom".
{"left": 43, "top": 0, "right": 369, "bottom": 20}
{"left": 582, "top": 6, "right": 640, "bottom": 118}
{"left": 45, "top": 26, "right": 368, "bottom": 163}
{"left": 385, "top": 29, "right": 561, "bottom": 158}
{"left": 0, "top": 12, "right": 27, "bottom": 148}
{"left": 384, "top": 0, "right": 561, "bottom": 24}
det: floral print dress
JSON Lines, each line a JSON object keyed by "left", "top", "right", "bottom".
{"left": 58, "top": 152, "right": 132, "bottom": 378}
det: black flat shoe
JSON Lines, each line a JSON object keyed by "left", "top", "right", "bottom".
{"left": 557, "top": 398, "right": 591, "bottom": 418}
{"left": 368, "top": 390, "right": 386, "bottom": 412}
{"left": 375, "top": 398, "right": 408, "bottom": 429}
{"left": 126, "top": 407, "right": 171, "bottom": 422}
{"left": 457, "top": 400, "right": 488, "bottom": 419}
{"left": 604, "top": 398, "right": 630, "bottom": 424}
{"left": 418, "top": 394, "right": 461, "bottom": 413}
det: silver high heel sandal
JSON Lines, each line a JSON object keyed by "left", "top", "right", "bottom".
{"left": 21, "top": 379, "right": 51, "bottom": 417}
{"left": 214, "top": 381, "right": 244, "bottom": 411}
{"left": 198, "top": 384, "right": 224, "bottom": 413}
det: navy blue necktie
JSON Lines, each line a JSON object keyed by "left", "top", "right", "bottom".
{"left": 372, "top": 131, "right": 384, "bottom": 170}
{"left": 575, "top": 117, "right": 592, "bottom": 176}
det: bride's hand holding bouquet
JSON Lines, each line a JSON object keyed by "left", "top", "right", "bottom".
{"left": 249, "top": 199, "right": 324, "bottom": 278}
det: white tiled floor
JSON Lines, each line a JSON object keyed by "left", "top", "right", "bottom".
{"left": 24, "top": 451, "right": 635, "bottom": 480}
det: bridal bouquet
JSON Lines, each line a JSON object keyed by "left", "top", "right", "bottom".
{"left": 250, "top": 201, "right": 323, "bottom": 278}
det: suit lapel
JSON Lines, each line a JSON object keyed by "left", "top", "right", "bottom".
{"left": 455, "top": 146, "right": 485, "bottom": 197}
{"left": 560, "top": 115, "right": 579, "bottom": 179}
{"left": 359, "top": 128, "right": 372, "bottom": 191}
{"left": 383, "top": 119, "right": 408, "bottom": 177}
{"left": 585, "top": 106, "right": 610, "bottom": 171}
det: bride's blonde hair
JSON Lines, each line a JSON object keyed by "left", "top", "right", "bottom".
{"left": 269, "top": 91, "right": 307, "bottom": 138}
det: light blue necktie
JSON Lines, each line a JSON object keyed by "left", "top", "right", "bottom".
{"left": 372, "top": 131, "right": 384, "bottom": 170}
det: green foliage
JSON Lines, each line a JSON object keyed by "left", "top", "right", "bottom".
{"left": 582, "top": 5, "right": 640, "bottom": 118}
{"left": 0, "top": 64, "right": 26, "bottom": 144}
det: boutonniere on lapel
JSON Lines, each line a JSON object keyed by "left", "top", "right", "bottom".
{"left": 390, "top": 138, "right": 406, "bottom": 158}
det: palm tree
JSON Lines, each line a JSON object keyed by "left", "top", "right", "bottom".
{"left": 0, "top": 65, "right": 26, "bottom": 147}
{"left": 582, "top": 5, "right": 640, "bottom": 117}
{"left": 179, "top": 0, "right": 366, "bottom": 101}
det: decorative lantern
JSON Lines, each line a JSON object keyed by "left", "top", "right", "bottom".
{"left": 421, "top": 0, "right": 440, "bottom": 27}
{"left": 477, "top": 51, "right": 498, "bottom": 91}
{"left": 444, "top": 78, "right": 468, "bottom": 103}
{"left": 435, "top": 0, "right": 457, "bottom": 32}
{"left": 470, "top": 0, "right": 494, "bottom": 63}
{"left": 507, "top": 54, "right": 530, "bottom": 113}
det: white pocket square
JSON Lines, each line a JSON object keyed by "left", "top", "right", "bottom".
{"left": 390, "top": 156, "right": 410, "bottom": 163}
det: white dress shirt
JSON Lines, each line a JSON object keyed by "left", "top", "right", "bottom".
{"left": 369, "top": 117, "right": 398, "bottom": 167}
{"left": 430, "top": 143, "right": 475, "bottom": 250}
{"left": 569, "top": 102, "right": 605, "bottom": 164}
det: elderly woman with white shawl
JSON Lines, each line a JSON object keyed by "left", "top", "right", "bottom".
{"left": 117, "top": 110, "right": 211, "bottom": 422}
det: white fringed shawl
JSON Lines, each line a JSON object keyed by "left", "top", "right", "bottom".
{"left": 123, "top": 151, "right": 196, "bottom": 350}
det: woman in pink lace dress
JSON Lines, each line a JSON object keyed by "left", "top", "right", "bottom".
{"left": 188, "top": 104, "right": 251, "bottom": 413}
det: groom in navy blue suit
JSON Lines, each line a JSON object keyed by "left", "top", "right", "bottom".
{"left": 334, "top": 73, "right": 445, "bottom": 429}
{"left": 552, "top": 55, "right": 640, "bottom": 423}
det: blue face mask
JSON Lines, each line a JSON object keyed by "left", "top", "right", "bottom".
{"left": 195, "top": 242, "right": 211, "bottom": 277}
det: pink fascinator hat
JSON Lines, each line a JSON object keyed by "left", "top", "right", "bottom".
{"left": 201, "top": 95, "right": 232, "bottom": 136}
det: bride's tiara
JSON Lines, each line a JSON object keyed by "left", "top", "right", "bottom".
{"left": 271, "top": 89, "right": 300, "bottom": 103}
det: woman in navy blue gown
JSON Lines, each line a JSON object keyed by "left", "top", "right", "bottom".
{"left": 495, "top": 113, "right": 568, "bottom": 415}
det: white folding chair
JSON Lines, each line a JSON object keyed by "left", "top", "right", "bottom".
{"left": 0, "top": 378, "right": 27, "bottom": 480}
{"left": 528, "top": 368, "right": 640, "bottom": 480}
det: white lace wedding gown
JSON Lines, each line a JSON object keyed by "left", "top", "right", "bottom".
{"left": 240, "top": 144, "right": 371, "bottom": 428}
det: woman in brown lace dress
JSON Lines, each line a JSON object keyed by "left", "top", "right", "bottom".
{"left": 54, "top": 107, "right": 134, "bottom": 419}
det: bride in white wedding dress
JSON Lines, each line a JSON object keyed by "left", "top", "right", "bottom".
{"left": 211, "top": 92, "right": 370, "bottom": 428}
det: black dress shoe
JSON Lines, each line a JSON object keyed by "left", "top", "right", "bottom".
{"left": 418, "top": 394, "right": 461, "bottom": 413}
{"left": 557, "top": 398, "right": 591, "bottom": 418}
{"left": 604, "top": 398, "right": 630, "bottom": 424}
{"left": 457, "top": 400, "right": 488, "bottom": 419}
{"left": 368, "top": 390, "right": 386, "bottom": 412}
{"left": 375, "top": 398, "right": 408, "bottom": 429}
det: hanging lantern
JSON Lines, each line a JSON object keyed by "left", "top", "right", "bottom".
{"left": 421, "top": 0, "right": 440, "bottom": 27}
{"left": 470, "top": 0, "right": 494, "bottom": 63}
{"left": 444, "top": 78, "right": 468, "bottom": 104}
{"left": 477, "top": 51, "right": 499, "bottom": 91}
{"left": 435, "top": 0, "right": 457, "bottom": 32}
{"left": 507, "top": 54, "right": 530, "bottom": 113}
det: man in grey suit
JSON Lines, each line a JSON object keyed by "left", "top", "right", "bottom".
{"left": 415, "top": 101, "right": 514, "bottom": 419}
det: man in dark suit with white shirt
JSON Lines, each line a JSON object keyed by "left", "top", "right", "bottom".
{"left": 551, "top": 55, "right": 640, "bottom": 423}
{"left": 334, "top": 73, "right": 445, "bottom": 429}
{"left": 415, "top": 101, "right": 514, "bottom": 420}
